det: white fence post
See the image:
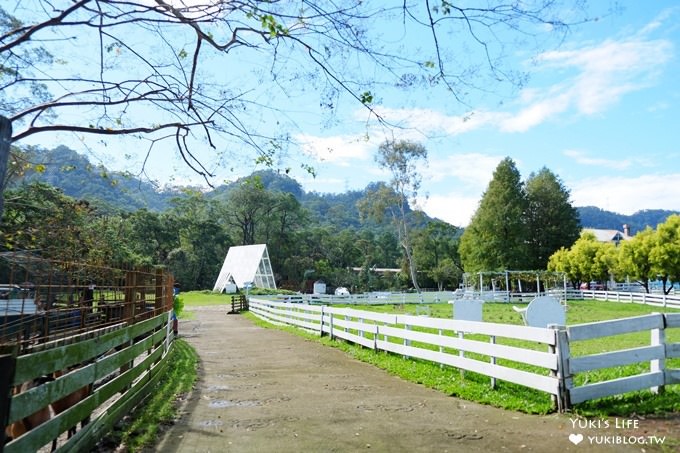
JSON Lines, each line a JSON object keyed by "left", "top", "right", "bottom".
{"left": 651, "top": 313, "right": 666, "bottom": 394}
{"left": 439, "top": 329, "right": 444, "bottom": 369}
{"left": 403, "top": 324, "right": 411, "bottom": 359}
{"left": 551, "top": 324, "right": 572, "bottom": 412}
{"left": 489, "top": 336, "right": 496, "bottom": 388}
{"left": 374, "top": 325, "right": 379, "bottom": 351}
{"left": 320, "top": 305, "right": 325, "bottom": 337}
{"left": 458, "top": 330, "right": 465, "bottom": 379}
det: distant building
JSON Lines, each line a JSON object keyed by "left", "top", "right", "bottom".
{"left": 213, "top": 244, "right": 277, "bottom": 292}
{"left": 582, "top": 224, "right": 631, "bottom": 245}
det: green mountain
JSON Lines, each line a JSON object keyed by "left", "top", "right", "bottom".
{"left": 576, "top": 206, "right": 678, "bottom": 235}
{"left": 12, "top": 146, "right": 679, "bottom": 231}
{"left": 15, "top": 145, "right": 183, "bottom": 212}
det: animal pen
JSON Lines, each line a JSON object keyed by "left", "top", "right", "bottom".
{"left": 1, "top": 252, "right": 176, "bottom": 451}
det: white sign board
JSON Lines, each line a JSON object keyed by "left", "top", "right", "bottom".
{"left": 525, "top": 296, "right": 566, "bottom": 328}
{"left": 452, "top": 299, "right": 483, "bottom": 322}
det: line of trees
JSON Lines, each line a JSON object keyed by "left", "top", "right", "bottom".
{"left": 548, "top": 215, "right": 680, "bottom": 294}
{"left": 459, "top": 157, "right": 581, "bottom": 273}
{"left": 1, "top": 173, "right": 465, "bottom": 292}
{"left": 5, "top": 151, "right": 679, "bottom": 295}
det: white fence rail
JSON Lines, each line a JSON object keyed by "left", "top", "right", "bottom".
{"left": 563, "top": 312, "right": 680, "bottom": 406}
{"left": 263, "top": 288, "right": 680, "bottom": 308}
{"left": 261, "top": 289, "right": 567, "bottom": 305}
{"left": 251, "top": 299, "right": 561, "bottom": 404}
{"left": 262, "top": 292, "right": 451, "bottom": 305}
{"left": 566, "top": 289, "right": 680, "bottom": 308}
{"left": 249, "top": 298, "right": 680, "bottom": 411}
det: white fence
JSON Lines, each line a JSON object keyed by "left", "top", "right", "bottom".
{"left": 261, "top": 289, "right": 565, "bottom": 306}
{"left": 563, "top": 312, "right": 680, "bottom": 406}
{"left": 265, "top": 292, "right": 451, "bottom": 305}
{"left": 249, "top": 298, "right": 680, "bottom": 411}
{"left": 566, "top": 289, "right": 680, "bottom": 309}
{"left": 267, "top": 288, "right": 680, "bottom": 308}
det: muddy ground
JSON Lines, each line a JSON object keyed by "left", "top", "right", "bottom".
{"left": 151, "top": 306, "right": 678, "bottom": 452}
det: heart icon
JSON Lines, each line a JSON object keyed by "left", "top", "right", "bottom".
{"left": 569, "top": 433, "right": 584, "bottom": 445}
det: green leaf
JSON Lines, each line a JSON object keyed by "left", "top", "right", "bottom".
{"left": 359, "top": 91, "right": 373, "bottom": 105}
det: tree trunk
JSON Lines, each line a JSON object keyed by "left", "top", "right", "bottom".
{"left": 0, "top": 116, "right": 11, "bottom": 224}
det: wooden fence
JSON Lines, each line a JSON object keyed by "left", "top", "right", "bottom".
{"left": 1, "top": 256, "right": 177, "bottom": 451}
{"left": 249, "top": 298, "right": 680, "bottom": 411}
{"left": 2, "top": 311, "right": 174, "bottom": 452}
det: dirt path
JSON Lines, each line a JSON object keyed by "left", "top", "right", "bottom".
{"left": 153, "top": 307, "right": 677, "bottom": 452}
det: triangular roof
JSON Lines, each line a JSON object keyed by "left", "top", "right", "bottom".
{"left": 582, "top": 228, "right": 630, "bottom": 243}
{"left": 213, "top": 244, "right": 276, "bottom": 292}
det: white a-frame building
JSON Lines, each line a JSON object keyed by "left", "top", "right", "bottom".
{"left": 213, "top": 244, "right": 277, "bottom": 292}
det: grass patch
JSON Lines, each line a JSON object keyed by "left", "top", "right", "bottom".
{"left": 180, "top": 290, "right": 234, "bottom": 307}
{"left": 110, "top": 339, "right": 199, "bottom": 452}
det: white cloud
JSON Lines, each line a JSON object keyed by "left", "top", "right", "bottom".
{"left": 421, "top": 193, "right": 480, "bottom": 227}
{"left": 295, "top": 133, "right": 374, "bottom": 165}
{"left": 499, "top": 91, "right": 571, "bottom": 132}
{"left": 569, "top": 173, "right": 680, "bottom": 215}
{"left": 535, "top": 38, "right": 672, "bottom": 116}
{"left": 371, "top": 107, "right": 503, "bottom": 136}
{"left": 563, "top": 149, "right": 633, "bottom": 171}
{"left": 361, "top": 33, "right": 673, "bottom": 138}
{"left": 425, "top": 153, "right": 503, "bottom": 187}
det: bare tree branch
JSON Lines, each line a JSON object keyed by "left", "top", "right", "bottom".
{"left": 0, "top": 0, "right": 601, "bottom": 216}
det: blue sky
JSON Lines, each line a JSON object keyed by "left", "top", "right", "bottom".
{"left": 290, "top": 3, "right": 680, "bottom": 227}
{"left": 19, "top": 2, "right": 680, "bottom": 227}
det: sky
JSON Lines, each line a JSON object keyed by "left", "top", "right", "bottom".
{"left": 17, "top": 1, "right": 680, "bottom": 227}
{"left": 291, "top": 2, "right": 680, "bottom": 227}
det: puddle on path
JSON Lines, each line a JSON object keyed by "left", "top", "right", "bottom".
{"left": 208, "top": 399, "right": 261, "bottom": 408}
{"left": 197, "top": 419, "right": 223, "bottom": 427}
{"left": 204, "top": 385, "right": 230, "bottom": 392}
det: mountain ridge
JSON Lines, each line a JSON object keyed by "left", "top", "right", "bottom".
{"left": 12, "top": 146, "right": 679, "bottom": 231}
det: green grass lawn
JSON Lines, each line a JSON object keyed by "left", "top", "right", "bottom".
{"left": 179, "top": 290, "right": 236, "bottom": 307}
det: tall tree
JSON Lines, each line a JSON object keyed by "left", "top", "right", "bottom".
{"left": 525, "top": 167, "right": 581, "bottom": 269}
{"left": 650, "top": 214, "right": 680, "bottom": 294}
{"left": 617, "top": 226, "right": 656, "bottom": 293}
{"left": 220, "top": 177, "right": 274, "bottom": 245}
{"left": 413, "top": 220, "right": 463, "bottom": 288}
{"left": 459, "top": 157, "right": 529, "bottom": 273}
{"left": 1, "top": 1, "right": 601, "bottom": 220}
{"left": 1, "top": 182, "right": 92, "bottom": 261}
{"left": 547, "top": 231, "right": 616, "bottom": 289}
{"left": 359, "top": 140, "right": 427, "bottom": 291}
{"left": 167, "top": 191, "right": 230, "bottom": 290}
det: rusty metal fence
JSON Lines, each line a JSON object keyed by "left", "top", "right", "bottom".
{"left": 0, "top": 252, "right": 175, "bottom": 355}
